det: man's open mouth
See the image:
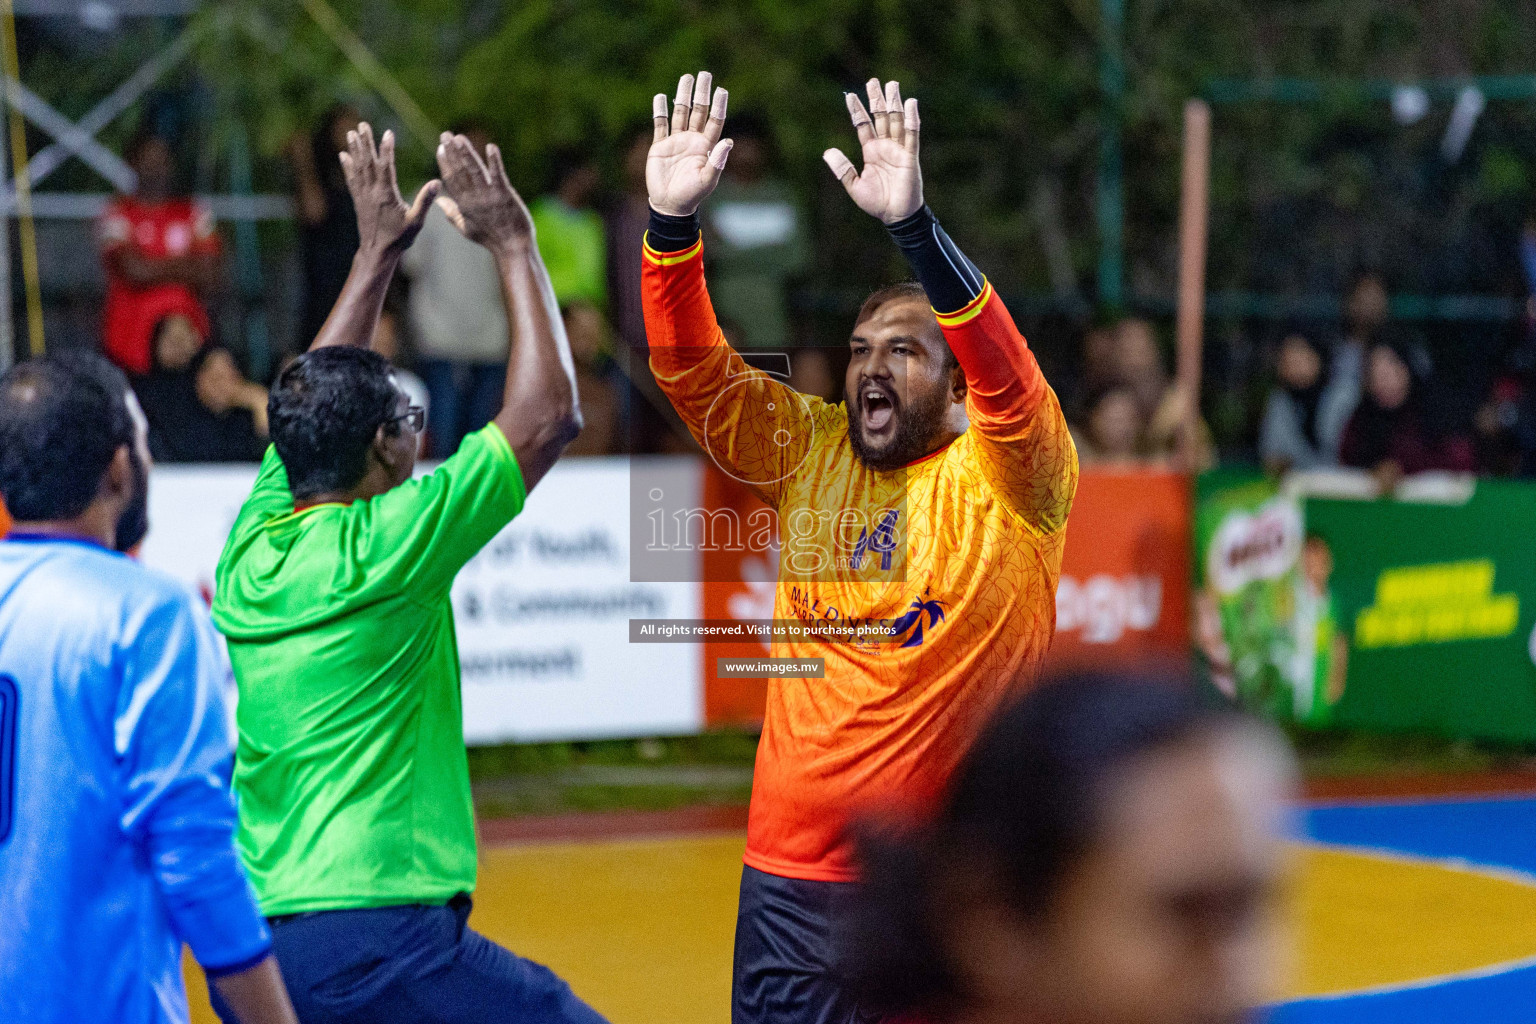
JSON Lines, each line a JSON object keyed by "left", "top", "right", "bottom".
{"left": 860, "top": 383, "right": 897, "bottom": 433}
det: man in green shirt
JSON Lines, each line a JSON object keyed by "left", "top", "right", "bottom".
{"left": 211, "top": 124, "right": 601, "bottom": 1024}
{"left": 529, "top": 150, "right": 608, "bottom": 309}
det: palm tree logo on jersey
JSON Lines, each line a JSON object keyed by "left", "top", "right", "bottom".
{"left": 888, "top": 592, "right": 946, "bottom": 649}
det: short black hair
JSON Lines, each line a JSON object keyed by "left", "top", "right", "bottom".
{"left": 269, "top": 347, "right": 401, "bottom": 499}
{"left": 0, "top": 353, "right": 135, "bottom": 521}
{"left": 853, "top": 282, "right": 957, "bottom": 369}
{"left": 838, "top": 674, "right": 1256, "bottom": 1018}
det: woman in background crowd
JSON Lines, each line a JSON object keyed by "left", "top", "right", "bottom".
{"left": 560, "top": 302, "right": 621, "bottom": 456}
{"left": 1339, "top": 340, "right": 1474, "bottom": 492}
{"left": 1111, "top": 318, "right": 1215, "bottom": 469}
{"left": 1073, "top": 384, "right": 1147, "bottom": 466}
{"left": 98, "top": 132, "right": 221, "bottom": 377}
{"left": 839, "top": 675, "right": 1297, "bottom": 1024}
{"left": 133, "top": 314, "right": 268, "bottom": 462}
{"left": 1336, "top": 270, "right": 1389, "bottom": 385}
{"left": 289, "top": 104, "right": 363, "bottom": 347}
{"left": 1258, "top": 331, "right": 1359, "bottom": 474}
{"left": 401, "top": 122, "right": 507, "bottom": 458}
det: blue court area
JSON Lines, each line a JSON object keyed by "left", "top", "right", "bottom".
{"left": 1274, "top": 795, "right": 1536, "bottom": 1023}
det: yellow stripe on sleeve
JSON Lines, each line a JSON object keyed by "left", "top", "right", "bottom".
{"left": 934, "top": 280, "right": 994, "bottom": 328}
{"left": 642, "top": 233, "right": 704, "bottom": 266}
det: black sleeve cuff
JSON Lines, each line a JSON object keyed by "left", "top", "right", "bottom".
{"left": 884, "top": 205, "right": 986, "bottom": 315}
{"left": 646, "top": 208, "right": 702, "bottom": 254}
{"left": 885, "top": 205, "right": 938, "bottom": 247}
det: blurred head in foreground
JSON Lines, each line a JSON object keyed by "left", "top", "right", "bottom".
{"left": 0, "top": 353, "right": 151, "bottom": 552}
{"left": 840, "top": 675, "right": 1297, "bottom": 1024}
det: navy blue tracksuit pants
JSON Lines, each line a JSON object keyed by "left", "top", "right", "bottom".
{"left": 210, "top": 893, "right": 606, "bottom": 1024}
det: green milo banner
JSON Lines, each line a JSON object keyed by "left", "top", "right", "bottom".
{"left": 1195, "top": 472, "right": 1536, "bottom": 741}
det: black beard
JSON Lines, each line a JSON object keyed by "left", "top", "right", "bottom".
{"left": 845, "top": 378, "right": 952, "bottom": 471}
{"left": 114, "top": 449, "right": 149, "bottom": 553}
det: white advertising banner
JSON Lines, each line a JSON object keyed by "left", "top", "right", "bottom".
{"left": 139, "top": 456, "right": 703, "bottom": 743}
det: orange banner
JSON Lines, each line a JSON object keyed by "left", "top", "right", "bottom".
{"left": 1046, "top": 469, "right": 1192, "bottom": 672}
{"left": 699, "top": 469, "right": 777, "bottom": 727}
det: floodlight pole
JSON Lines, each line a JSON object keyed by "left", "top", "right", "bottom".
{"left": 1096, "top": 0, "right": 1125, "bottom": 312}
{"left": 1175, "top": 99, "right": 1211, "bottom": 469}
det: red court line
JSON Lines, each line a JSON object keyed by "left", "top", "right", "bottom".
{"left": 478, "top": 804, "right": 750, "bottom": 847}
{"left": 1304, "top": 771, "right": 1536, "bottom": 801}
{"left": 475, "top": 772, "right": 1536, "bottom": 847}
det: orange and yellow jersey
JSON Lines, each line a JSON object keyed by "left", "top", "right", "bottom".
{"left": 643, "top": 221, "right": 1077, "bottom": 882}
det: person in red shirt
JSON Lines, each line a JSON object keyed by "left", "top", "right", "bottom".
{"left": 99, "top": 133, "right": 221, "bottom": 376}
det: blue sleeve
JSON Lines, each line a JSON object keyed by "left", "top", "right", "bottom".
{"left": 115, "top": 588, "right": 271, "bottom": 975}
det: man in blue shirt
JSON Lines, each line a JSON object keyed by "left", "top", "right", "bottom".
{"left": 0, "top": 353, "right": 297, "bottom": 1024}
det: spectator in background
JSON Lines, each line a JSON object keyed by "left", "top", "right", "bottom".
{"left": 1072, "top": 384, "right": 1147, "bottom": 467}
{"left": 1259, "top": 331, "right": 1359, "bottom": 474}
{"left": 376, "top": 302, "right": 436, "bottom": 426}
{"left": 789, "top": 346, "right": 839, "bottom": 402}
{"left": 289, "top": 104, "right": 363, "bottom": 347}
{"left": 607, "top": 132, "right": 652, "bottom": 352}
{"left": 401, "top": 123, "right": 507, "bottom": 457}
{"left": 1340, "top": 340, "right": 1474, "bottom": 491}
{"left": 1113, "top": 317, "right": 1214, "bottom": 468}
{"left": 532, "top": 148, "right": 608, "bottom": 309}
{"left": 702, "top": 113, "right": 809, "bottom": 351}
{"left": 1070, "top": 322, "right": 1120, "bottom": 416}
{"left": 1476, "top": 224, "right": 1536, "bottom": 476}
{"left": 99, "top": 132, "right": 221, "bottom": 376}
{"left": 561, "top": 303, "right": 620, "bottom": 456}
{"left": 133, "top": 314, "right": 267, "bottom": 462}
{"left": 1473, "top": 376, "right": 1526, "bottom": 477}
{"left": 1337, "top": 269, "right": 1388, "bottom": 384}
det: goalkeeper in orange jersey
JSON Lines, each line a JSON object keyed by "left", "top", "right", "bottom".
{"left": 643, "top": 71, "right": 1079, "bottom": 1024}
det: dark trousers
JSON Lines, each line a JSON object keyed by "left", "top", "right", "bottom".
{"left": 733, "top": 865, "right": 878, "bottom": 1024}
{"left": 210, "top": 894, "right": 607, "bottom": 1024}
{"left": 421, "top": 360, "right": 507, "bottom": 459}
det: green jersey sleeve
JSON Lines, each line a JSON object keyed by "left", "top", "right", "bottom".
{"left": 349, "top": 423, "right": 527, "bottom": 596}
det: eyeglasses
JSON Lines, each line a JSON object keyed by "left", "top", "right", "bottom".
{"left": 388, "top": 405, "right": 426, "bottom": 433}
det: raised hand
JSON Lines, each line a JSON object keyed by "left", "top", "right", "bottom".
{"left": 338, "top": 122, "right": 439, "bottom": 256}
{"left": 648, "top": 71, "right": 733, "bottom": 217}
{"left": 824, "top": 79, "right": 922, "bottom": 225}
{"left": 434, "top": 132, "right": 535, "bottom": 258}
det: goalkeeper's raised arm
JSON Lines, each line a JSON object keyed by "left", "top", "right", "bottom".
{"left": 826, "top": 78, "right": 1077, "bottom": 533}
{"left": 642, "top": 71, "right": 822, "bottom": 506}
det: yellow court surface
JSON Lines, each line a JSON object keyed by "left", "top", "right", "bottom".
{"left": 187, "top": 832, "right": 1536, "bottom": 1023}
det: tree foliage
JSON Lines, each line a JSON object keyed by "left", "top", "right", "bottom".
{"left": 175, "top": 0, "right": 1536, "bottom": 312}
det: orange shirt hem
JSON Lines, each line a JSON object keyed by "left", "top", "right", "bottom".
{"left": 743, "top": 845, "right": 861, "bottom": 884}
